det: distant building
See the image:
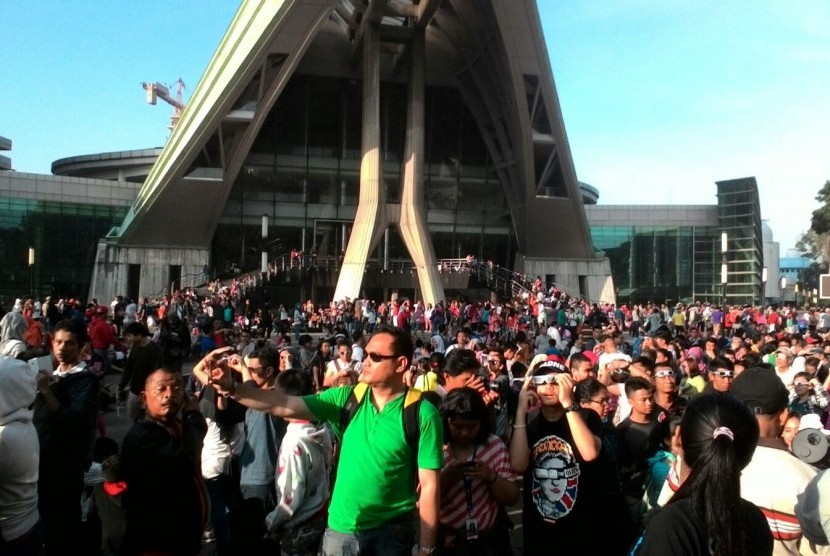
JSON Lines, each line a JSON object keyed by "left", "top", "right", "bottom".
{"left": 585, "top": 177, "right": 769, "bottom": 306}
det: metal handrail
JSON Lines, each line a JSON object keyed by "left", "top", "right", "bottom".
{"left": 225, "top": 254, "right": 590, "bottom": 304}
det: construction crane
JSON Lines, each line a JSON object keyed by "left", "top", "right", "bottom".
{"left": 141, "top": 78, "right": 186, "bottom": 131}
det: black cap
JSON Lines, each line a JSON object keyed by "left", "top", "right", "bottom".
{"left": 729, "top": 366, "right": 788, "bottom": 415}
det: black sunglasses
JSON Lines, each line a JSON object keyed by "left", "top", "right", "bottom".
{"left": 366, "top": 351, "right": 399, "bottom": 363}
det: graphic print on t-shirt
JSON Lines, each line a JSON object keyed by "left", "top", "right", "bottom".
{"left": 531, "top": 434, "right": 580, "bottom": 522}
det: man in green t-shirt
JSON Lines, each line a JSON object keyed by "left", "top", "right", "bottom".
{"left": 209, "top": 325, "right": 443, "bottom": 556}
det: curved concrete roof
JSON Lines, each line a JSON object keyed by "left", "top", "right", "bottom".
{"left": 114, "top": 0, "right": 596, "bottom": 260}
{"left": 52, "top": 148, "right": 163, "bottom": 180}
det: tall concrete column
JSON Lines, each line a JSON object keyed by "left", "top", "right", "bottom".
{"left": 398, "top": 28, "right": 445, "bottom": 305}
{"left": 334, "top": 22, "right": 387, "bottom": 301}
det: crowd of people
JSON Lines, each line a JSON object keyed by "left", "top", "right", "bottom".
{"left": 5, "top": 278, "right": 830, "bottom": 555}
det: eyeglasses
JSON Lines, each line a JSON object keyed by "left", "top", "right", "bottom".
{"left": 338, "top": 351, "right": 350, "bottom": 355}
{"left": 712, "top": 370, "right": 735, "bottom": 378}
{"left": 589, "top": 398, "right": 609, "bottom": 405}
{"left": 487, "top": 359, "right": 500, "bottom": 365}
{"left": 366, "top": 351, "right": 399, "bottom": 363}
{"left": 654, "top": 370, "right": 675, "bottom": 379}
{"left": 794, "top": 382, "right": 810, "bottom": 388}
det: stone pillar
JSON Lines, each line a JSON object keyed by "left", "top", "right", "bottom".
{"left": 398, "top": 28, "right": 445, "bottom": 305}
{"left": 333, "top": 22, "right": 387, "bottom": 302}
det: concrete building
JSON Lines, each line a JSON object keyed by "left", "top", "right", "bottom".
{"left": 86, "top": 0, "right": 614, "bottom": 305}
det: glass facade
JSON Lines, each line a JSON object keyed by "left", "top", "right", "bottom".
{"left": 591, "top": 225, "right": 720, "bottom": 304}
{"left": 717, "top": 178, "right": 764, "bottom": 305}
{"left": 0, "top": 197, "right": 127, "bottom": 299}
{"left": 210, "top": 75, "right": 513, "bottom": 272}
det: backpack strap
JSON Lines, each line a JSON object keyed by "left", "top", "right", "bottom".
{"left": 402, "top": 388, "right": 423, "bottom": 448}
{"left": 338, "top": 382, "right": 370, "bottom": 439}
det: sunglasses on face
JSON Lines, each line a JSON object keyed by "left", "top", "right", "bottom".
{"left": 712, "top": 370, "right": 735, "bottom": 378}
{"left": 366, "top": 351, "right": 399, "bottom": 363}
{"left": 794, "top": 382, "right": 810, "bottom": 388}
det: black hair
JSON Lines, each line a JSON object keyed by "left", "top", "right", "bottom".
{"left": 298, "top": 334, "right": 313, "bottom": 346}
{"left": 440, "top": 387, "right": 490, "bottom": 445}
{"left": 249, "top": 346, "right": 278, "bottom": 371}
{"left": 123, "top": 321, "right": 151, "bottom": 338}
{"left": 708, "top": 357, "right": 734, "bottom": 373}
{"left": 143, "top": 367, "right": 181, "bottom": 391}
{"left": 624, "top": 376, "right": 654, "bottom": 398}
{"left": 654, "top": 348, "right": 672, "bottom": 362}
{"left": 576, "top": 378, "right": 606, "bottom": 404}
{"left": 630, "top": 357, "right": 656, "bottom": 374}
{"left": 640, "top": 348, "right": 657, "bottom": 362}
{"left": 442, "top": 348, "right": 480, "bottom": 377}
{"left": 315, "top": 338, "right": 332, "bottom": 355}
{"left": 569, "top": 352, "right": 592, "bottom": 370}
{"left": 53, "top": 318, "right": 89, "bottom": 346}
{"left": 653, "top": 330, "right": 672, "bottom": 344}
{"left": 429, "top": 352, "right": 445, "bottom": 371}
{"left": 740, "top": 352, "right": 762, "bottom": 367}
{"left": 276, "top": 369, "right": 313, "bottom": 396}
{"left": 668, "top": 393, "right": 759, "bottom": 556}
{"left": 372, "top": 325, "right": 414, "bottom": 367}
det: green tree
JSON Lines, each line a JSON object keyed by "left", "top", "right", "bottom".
{"left": 807, "top": 180, "right": 830, "bottom": 270}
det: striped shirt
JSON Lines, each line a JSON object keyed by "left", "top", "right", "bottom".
{"left": 440, "top": 435, "right": 515, "bottom": 530}
{"left": 739, "top": 443, "right": 817, "bottom": 556}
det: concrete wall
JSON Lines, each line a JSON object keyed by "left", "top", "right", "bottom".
{"left": 89, "top": 240, "right": 209, "bottom": 302}
{"left": 518, "top": 255, "right": 615, "bottom": 305}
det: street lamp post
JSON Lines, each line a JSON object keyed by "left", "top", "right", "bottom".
{"left": 720, "top": 231, "right": 728, "bottom": 307}
{"left": 261, "top": 214, "right": 269, "bottom": 278}
{"left": 27, "top": 247, "right": 35, "bottom": 296}
{"left": 761, "top": 266, "right": 768, "bottom": 308}
{"left": 780, "top": 276, "right": 787, "bottom": 305}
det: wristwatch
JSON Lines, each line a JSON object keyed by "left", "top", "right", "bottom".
{"left": 565, "top": 403, "right": 580, "bottom": 413}
{"left": 418, "top": 547, "right": 436, "bottom": 555}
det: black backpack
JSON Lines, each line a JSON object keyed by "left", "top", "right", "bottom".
{"left": 338, "top": 382, "right": 432, "bottom": 447}
{"left": 331, "top": 383, "right": 440, "bottom": 485}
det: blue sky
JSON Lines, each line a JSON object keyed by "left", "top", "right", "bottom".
{"left": 3, "top": 1, "right": 829, "bottom": 252}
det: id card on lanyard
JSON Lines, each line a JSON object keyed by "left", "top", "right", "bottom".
{"left": 463, "top": 448, "right": 479, "bottom": 540}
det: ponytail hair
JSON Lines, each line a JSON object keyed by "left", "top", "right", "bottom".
{"left": 669, "top": 392, "right": 759, "bottom": 556}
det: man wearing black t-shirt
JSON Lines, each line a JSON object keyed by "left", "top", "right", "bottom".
{"left": 118, "top": 322, "right": 164, "bottom": 421}
{"left": 511, "top": 358, "right": 618, "bottom": 555}
{"left": 616, "top": 377, "right": 664, "bottom": 527}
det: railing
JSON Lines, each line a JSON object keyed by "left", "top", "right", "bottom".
{"left": 222, "top": 254, "right": 591, "bottom": 304}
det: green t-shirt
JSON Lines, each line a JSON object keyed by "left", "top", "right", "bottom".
{"left": 303, "top": 386, "right": 443, "bottom": 532}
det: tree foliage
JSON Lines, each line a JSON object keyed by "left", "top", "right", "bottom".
{"left": 813, "top": 181, "right": 830, "bottom": 234}
{"left": 807, "top": 180, "right": 830, "bottom": 270}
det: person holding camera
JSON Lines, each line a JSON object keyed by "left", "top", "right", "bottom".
{"left": 510, "top": 357, "right": 614, "bottom": 555}
{"left": 789, "top": 372, "right": 830, "bottom": 417}
{"left": 437, "top": 388, "right": 518, "bottom": 555}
